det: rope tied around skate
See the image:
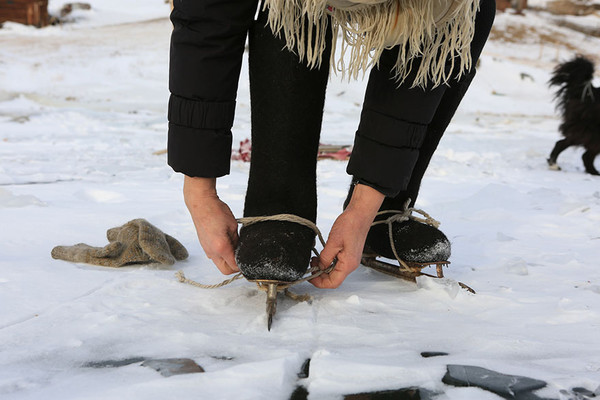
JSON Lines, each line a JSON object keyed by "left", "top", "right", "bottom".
{"left": 176, "top": 214, "right": 337, "bottom": 329}
{"left": 368, "top": 199, "right": 441, "bottom": 273}
{"left": 176, "top": 213, "right": 336, "bottom": 290}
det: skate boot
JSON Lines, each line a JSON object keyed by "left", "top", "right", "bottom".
{"left": 364, "top": 208, "right": 451, "bottom": 266}
{"left": 361, "top": 207, "right": 452, "bottom": 281}
{"left": 236, "top": 220, "right": 315, "bottom": 282}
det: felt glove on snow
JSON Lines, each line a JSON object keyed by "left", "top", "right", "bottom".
{"left": 51, "top": 219, "right": 188, "bottom": 267}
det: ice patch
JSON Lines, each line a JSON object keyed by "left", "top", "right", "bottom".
{"left": 415, "top": 276, "right": 461, "bottom": 299}
{"left": 0, "top": 188, "right": 45, "bottom": 207}
{"left": 75, "top": 189, "right": 125, "bottom": 203}
{"left": 496, "top": 232, "right": 517, "bottom": 242}
{"left": 505, "top": 258, "right": 529, "bottom": 276}
{"left": 583, "top": 285, "right": 600, "bottom": 295}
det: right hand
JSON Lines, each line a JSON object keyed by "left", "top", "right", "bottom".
{"left": 183, "top": 176, "right": 239, "bottom": 275}
{"left": 310, "top": 183, "right": 384, "bottom": 289}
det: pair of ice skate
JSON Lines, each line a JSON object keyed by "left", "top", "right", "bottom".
{"left": 236, "top": 194, "right": 451, "bottom": 284}
{"left": 235, "top": 192, "right": 452, "bottom": 330}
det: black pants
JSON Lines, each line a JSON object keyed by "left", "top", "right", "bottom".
{"left": 168, "top": 0, "right": 496, "bottom": 217}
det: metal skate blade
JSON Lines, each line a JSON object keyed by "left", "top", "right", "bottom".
{"left": 266, "top": 283, "right": 278, "bottom": 331}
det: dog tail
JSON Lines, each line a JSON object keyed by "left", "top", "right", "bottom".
{"left": 549, "top": 55, "right": 595, "bottom": 113}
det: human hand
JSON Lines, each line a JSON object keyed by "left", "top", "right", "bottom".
{"left": 310, "top": 184, "right": 384, "bottom": 289}
{"left": 183, "top": 176, "right": 239, "bottom": 275}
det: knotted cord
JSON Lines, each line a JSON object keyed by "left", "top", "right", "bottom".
{"left": 368, "top": 199, "right": 441, "bottom": 271}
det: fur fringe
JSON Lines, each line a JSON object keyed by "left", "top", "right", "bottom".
{"left": 262, "top": 0, "right": 480, "bottom": 88}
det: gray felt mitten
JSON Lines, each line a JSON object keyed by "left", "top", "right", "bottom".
{"left": 51, "top": 219, "right": 189, "bottom": 267}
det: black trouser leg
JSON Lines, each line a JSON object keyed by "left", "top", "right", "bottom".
{"left": 243, "top": 10, "right": 331, "bottom": 222}
{"left": 236, "top": 10, "right": 331, "bottom": 281}
{"left": 345, "top": 0, "right": 496, "bottom": 210}
{"left": 380, "top": 0, "right": 496, "bottom": 209}
{"left": 343, "top": 0, "right": 495, "bottom": 262}
{"left": 386, "top": 69, "right": 477, "bottom": 209}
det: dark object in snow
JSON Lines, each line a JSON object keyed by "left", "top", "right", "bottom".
{"left": 442, "top": 364, "right": 549, "bottom": 400}
{"left": 290, "top": 386, "right": 309, "bottom": 400}
{"left": 59, "top": 2, "right": 91, "bottom": 18}
{"left": 289, "top": 358, "right": 311, "bottom": 400}
{"left": 211, "top": 355, "right": 235, "bottom": 361}
{"left": 297, "top": 358, "right": 311, "bottom": 379}
{"left": 344, "top": 387, "right": 438, "bottom": 400}
{"left": 141, "top": 358, "right": 204, "bottom": 377}
{"left": 547, "top": 55, "right": 600, "bottom": 176}
{"left": 51, "top": 219, "right": 188, "bottom": 267}
{"left": 566, "top": 386, "right": 598, "bottom": 399}
{"left": 84, "top": 357, "right": 147, "bottom": 368}
{"left": 0, "top": 0, "right": 48, "bottom": 28}
{"left": 420, "top": 351, "right": 449, "bottom": 358}
{"left": 290, "top": 358, "right": 310, "bottom": 400}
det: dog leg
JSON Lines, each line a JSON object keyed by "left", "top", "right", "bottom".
{"left": 548, "top": 138, "right": 572, "bottom": 171}
{"left": 582, "top": 150, "right": 600, "bottom": 175}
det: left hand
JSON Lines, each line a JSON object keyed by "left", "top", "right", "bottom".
{"left": 310, "top": 184, "right": 384, "bottom": 289}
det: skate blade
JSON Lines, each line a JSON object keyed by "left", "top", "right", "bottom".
{"left": 249, "top": 280, "right": 294, "bottom": 331}
{"left": 361, "top": 256, "right": 448, "bottom": 279}
{"left": 361, "top": 256, "right": 475, "bottom": 294}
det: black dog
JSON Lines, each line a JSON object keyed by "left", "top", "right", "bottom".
{"left": 547, "top": 55, "right": 600, "bottom": 175}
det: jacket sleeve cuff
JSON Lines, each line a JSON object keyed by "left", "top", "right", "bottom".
{"left": 346, "top": 108, "right": 428, "bottom": 197}
{"left": 168, "top": 123, "right": 233, "bottom": 178}
{"left": 167, "top": 94, "right": 236, "bottom": 178}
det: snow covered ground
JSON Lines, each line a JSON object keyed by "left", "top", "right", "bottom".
{"left": 1, "top": 2, "right": 599, "bottom": 399}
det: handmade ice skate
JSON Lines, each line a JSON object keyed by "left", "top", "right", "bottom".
{"left": 236, "top": 219, "right": 313, "bottom": 330}
{"left": 249, "top": 256, "right": 336, "bottom": 330}
{"left": 235, "top": 215, "right": 334, "bottom": 330}
{"left": 361, "top": 203, "right": 475, "bottom": 293}
{"left": 236, "top": 220, "right": 315, "bottom": 282}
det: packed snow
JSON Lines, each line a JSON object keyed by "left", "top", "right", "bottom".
{"left": 1, "top": 1, "right": 599, "bottom": 399}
